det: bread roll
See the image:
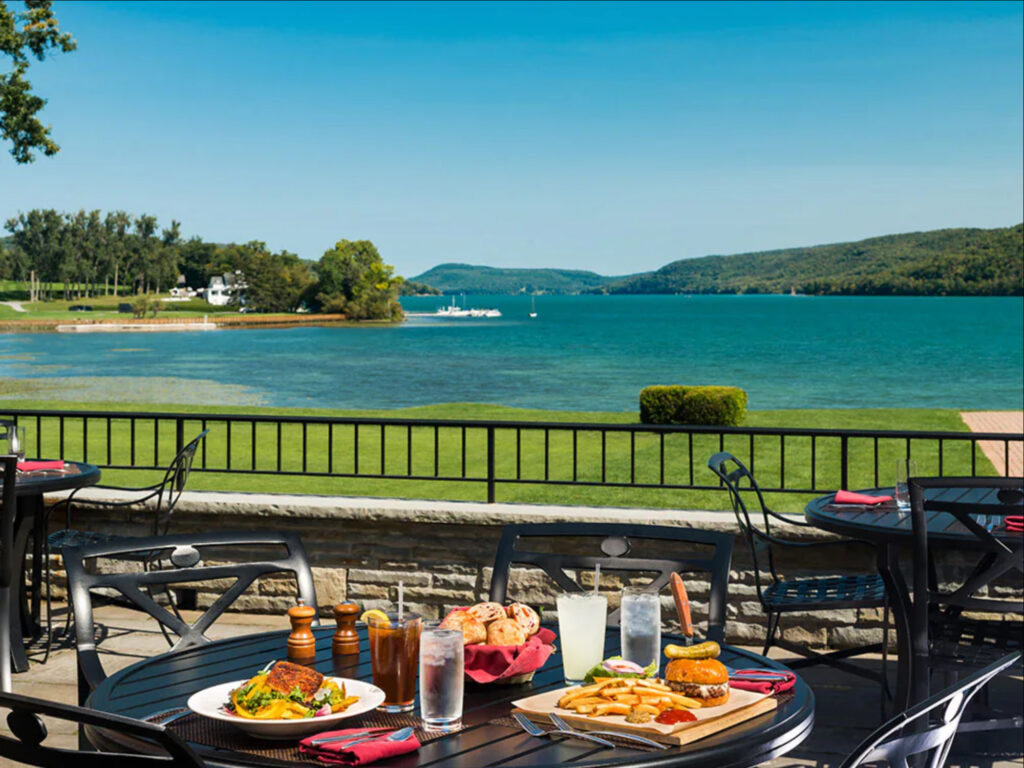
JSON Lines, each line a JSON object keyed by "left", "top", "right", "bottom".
{"left": 467, "top": 602, "right": 506, "bottom": 623}
{"left": 461, "top": 618, "right": 487, "bottom": 645}
{"left": 507, "top": 602, "right": 540, "bottom": 637}
{"left": 486, "top": 617, "right": 526, "bottom": 646}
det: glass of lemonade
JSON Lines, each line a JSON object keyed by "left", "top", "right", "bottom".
{"left": 556, "top": 592, "right": 607, "bottom": 683}
{"left": 620, "top": 587, "right": 661, "bottom": 674}
{"left": 419, "top": 624, "right": 464, "bottom": 731}
{"left": 368, "top": 613, "right": 421, "bottom": 712}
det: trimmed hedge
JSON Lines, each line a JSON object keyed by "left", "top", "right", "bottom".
{"left": 639, "top": 385, "right": 748, "bottom": 426}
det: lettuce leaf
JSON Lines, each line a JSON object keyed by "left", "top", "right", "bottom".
{"left": 582, "top": 656, "right": 658, "bottom": 684}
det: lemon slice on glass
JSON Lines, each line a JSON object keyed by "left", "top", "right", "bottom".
{"left": 360, "top": 609, "right": 390, "bottom": 627}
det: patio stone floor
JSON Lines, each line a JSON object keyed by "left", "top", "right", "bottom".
{"left": 2, "top": 604, "right": 1021, "bottom": 767}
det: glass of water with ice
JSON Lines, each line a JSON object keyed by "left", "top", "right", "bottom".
{"left": 419, "top": 625, "right": 463, "bottom": 731}
{"left": 620, "top": 587, "right": 661, "bottom": 674}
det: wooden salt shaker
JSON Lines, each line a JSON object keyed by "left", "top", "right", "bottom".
{"left": 332, "top": 602, "right": 360, "bottom": 656}
{"left": 287, "top": 601, "right": 317, "bottom": 660}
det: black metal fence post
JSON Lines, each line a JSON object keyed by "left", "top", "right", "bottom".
{"left": 840, "top": 435, "right": 849, "bottom": 491}
{"left": 486, "top": 426, "right": 496, "bottom": 503}
{"left": 176, "top": 417, "right": 185, "bottom": 457}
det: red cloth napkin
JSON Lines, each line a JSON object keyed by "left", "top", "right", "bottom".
{"left": 463, "top": 627, "right": 557, "bottom": 684}
{"left": 298, "top": 728, "right": 420, "bottom": 765}
{"left": 16, "top": 460, "right": 64, "bottom": 472}
{"left": 834, "top": 490, "right": 892, "bottom": 505}
{"left": 729, "top": 669, "right": 796, "bottom": 695}
{"left": 1005, "top": 515, "right": 1023, "bottom": 533}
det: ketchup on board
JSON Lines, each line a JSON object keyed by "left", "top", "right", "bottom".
{"left": 655, "top": 709, "right": 697, "bottom": 725}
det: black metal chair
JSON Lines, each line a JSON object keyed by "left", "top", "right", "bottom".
{"left": 907, "top": 476, "right": 1023, "bottom": 726}
{"left": 839, "top": 652, "right": 1021, "bottom": 768}
{"left": 708, "top": 452, "right": 890, "bottom": 691}
{"left": 488, "top": 522, "right": 733, "bottom": 639}
{"left": 1, "top": 455, "right": 18, "bottom": 692}
{"left": 42, "top": 430, "right": 208, "bottom": 658}
{"left": 0, "top": 689, "right": 204, "bottom": 766}
{"left": 63, "top": 530, "right": 317, "bottom": 708}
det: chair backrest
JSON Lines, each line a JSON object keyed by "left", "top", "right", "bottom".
{"left": 707, "top": 452, "right": 780, "bottom": 601}
{"left": 839, "top": 652, "right": 1021, "bottom": 768}
{"left": 907, "top": 476, "right": 1024, "bottom": 702}
{"left": 64, "top": 530, "right": 317, "bottom": 700}
{"left": 488, "top": 522, "right": 733, "bottom": 640}
{"left": 153, "top": 430, "right": 208, "bottom": 535}
{"left": 0, "top": 689, "right": 203, "bottom": 767}
{"left": 0, "top": 455, "right": 16, "bottom": 590}
{"left": 1, "top": 455, "right": 18, "bottom": 693}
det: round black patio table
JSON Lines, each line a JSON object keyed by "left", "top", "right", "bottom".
{"left": 805, "top": 483, "right": 1023, "bottom": 710}
{"left": 86, "top": 625, "right": 814, "bottom": 768}
{"left": 2, "top": 460, "right": 101, "bottom": 673}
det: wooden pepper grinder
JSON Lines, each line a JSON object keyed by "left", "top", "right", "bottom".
{"left": 287, "top": 601, "right": 317, "bottom": 660}
{"left": 332, "top": 602, "right": 360, "bottom": 656}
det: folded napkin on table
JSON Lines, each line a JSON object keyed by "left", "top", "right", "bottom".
{"left": 833, "top": 490, "right": 892, "bottom": 505}
{"left": 299, "top": 728, "right": 420, "bottom": 766}
{"left": 1005, "top": 515, "right": 1023, "bottom": 533}
{"left": 729, "top": 669, "right": 796, "bottom": 695}
{"left": 16, "top": 460, "right": 65, "bottom": 472}
{"left": 463, "top": 627, "right": 557, "bottom": 684}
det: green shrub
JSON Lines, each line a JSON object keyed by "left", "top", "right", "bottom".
{"left": 639, "top": 385, "right": 748, "bottom": 426}
{"left": 639, "top": 386, "right": 688, "bottom": 424}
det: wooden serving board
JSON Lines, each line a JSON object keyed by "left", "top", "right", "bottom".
{"left": 512, "top": 686, "right": 778, "bottom": 747}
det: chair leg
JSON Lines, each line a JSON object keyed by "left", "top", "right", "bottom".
{"left": 879, "top": 597, "right": 892, "bottom": 717}
{"left": 42, "top": 539, "right": 52, "bottom": 664}
{"left": 762, "top": 612, "right": 780, "bottom": 657}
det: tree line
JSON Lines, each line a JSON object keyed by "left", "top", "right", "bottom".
{"left": 1, "top": 208, "right": 405, "bottom": 319}
{"left": 599, "top": 224, "right": 1024, "bottom": 297}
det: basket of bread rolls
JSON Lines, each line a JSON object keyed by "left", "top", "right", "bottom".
{"left": 439, "top": 601, "right": 557, "bottom": 685}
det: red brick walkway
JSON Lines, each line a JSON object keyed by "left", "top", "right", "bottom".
{"left": 960, "top": 411, "right": 1024, "bottom": 477}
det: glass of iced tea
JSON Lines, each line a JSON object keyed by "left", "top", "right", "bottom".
{"left": 368, "top": 612, "right": 422, "bottom": 712}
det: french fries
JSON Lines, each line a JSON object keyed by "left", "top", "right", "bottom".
{"left": 556, "top": 677, "right": 701, "bottom": 720}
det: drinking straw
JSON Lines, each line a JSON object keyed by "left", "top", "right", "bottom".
{"left": 398, "top": 581, "right": 404, "bottom": 621}
{"left": 593, "top": 564, "right": 601, "bottom": 596}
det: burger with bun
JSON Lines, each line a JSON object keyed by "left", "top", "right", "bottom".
{"left": 663, "top": 658, "right": 730, "bottom": 707}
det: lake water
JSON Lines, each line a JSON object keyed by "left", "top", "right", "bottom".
{"left": 1, "top": 295, "right": 1021, "bottom": 411}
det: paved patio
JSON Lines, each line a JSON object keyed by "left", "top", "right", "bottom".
{"left": 2, "top": 604, "right": 1021, "bottom": 767}
{"left": 961, "top": 411, "right": 1024, "bottom": 477}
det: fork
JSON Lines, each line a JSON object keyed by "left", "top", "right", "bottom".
{"left": 548, "top": 712, "right": 667, "bottom": 750}
{"left": 143, "top": 708, "right": 192, "bottom": 726}
{"left": 512, "top": 711, "right": 615, "bottom": 748}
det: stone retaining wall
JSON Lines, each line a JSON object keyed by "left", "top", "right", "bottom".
{"left": 45, "top": 491, "right": 982, "bottom": 649}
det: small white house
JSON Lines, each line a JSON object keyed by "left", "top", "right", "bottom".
{"left": 203, "top": 272, "right": 246, "bottom": 306}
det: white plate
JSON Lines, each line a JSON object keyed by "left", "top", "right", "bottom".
{"left": 187, "top": 677, "right": 387, "bottom": 740}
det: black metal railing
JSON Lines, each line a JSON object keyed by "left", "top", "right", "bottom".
{"left": 3, "top": 407, "right": 1021, "bottom": 503}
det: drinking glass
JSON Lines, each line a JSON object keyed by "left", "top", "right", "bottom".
{"left": 620, "top": 587, "right": 661, "bottom": 674}
{"left": 419, "top": 624, "right": 463, "bottom": 731}
{"left": 6, "top": 426, "right": 25, "bottom": 461}
{"left": 894, "top": 458, "right": 918, "bottom": 511}
{"left": 556, "top": 592, "right": 607, "bottom": 683}
{"left": 368, "top": 612, "right": 421, "bottom": 712}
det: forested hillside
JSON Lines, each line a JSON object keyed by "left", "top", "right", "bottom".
{"left": 411, "top": 263, "right": 626, "bottom": 294}
{"left": 601, "top": 225, "right": 1023, "bottom": 296}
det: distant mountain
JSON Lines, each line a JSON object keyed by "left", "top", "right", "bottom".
{"left": 411, "top": 263, "right": 630, "bottom": 295}
{"left": 601, "top": 225, "right": 1023, "bottom": 296}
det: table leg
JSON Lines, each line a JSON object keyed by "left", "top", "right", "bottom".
{"left": 876, "top": 541, "right": 912, "bottom": 711}
{"left": 8, "top": 513, "right": 32, "bottom": 673}
{"left": 29, "top": 495, "right": 44, "bottom": 638}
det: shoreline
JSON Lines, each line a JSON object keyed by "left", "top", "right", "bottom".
{"left": 0, "top": 313, "right": 401, "bottom": 333}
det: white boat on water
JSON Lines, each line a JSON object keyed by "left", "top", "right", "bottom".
{"left": 435, "top": 296, "right": 501, "bottom": 318}
{"left": 529, "top": 295, "right": 538, "bottom": 318}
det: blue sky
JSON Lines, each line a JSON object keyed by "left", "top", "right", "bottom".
{"left": 3, "top": 1, "right": 1022, "bottom": 276}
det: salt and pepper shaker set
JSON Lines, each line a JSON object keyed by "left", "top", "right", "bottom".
{"left": 287, "top": 601, "right": 360, "bottom": 660}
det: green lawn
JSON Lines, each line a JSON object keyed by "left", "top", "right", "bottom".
{"left": 0, "top": 281, "right": 238, "bottom": 321}
{"left": 0, "top": 399, "right": 994, "bottom": 512}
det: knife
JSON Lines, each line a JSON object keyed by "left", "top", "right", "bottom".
{"left": 669, "top": 573, "right": 693, "bottom": 644}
